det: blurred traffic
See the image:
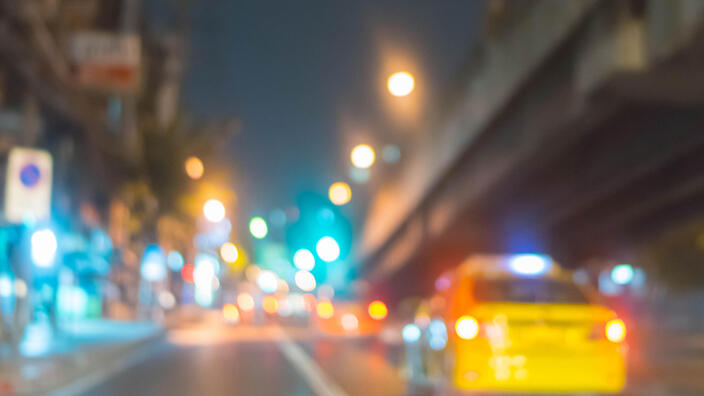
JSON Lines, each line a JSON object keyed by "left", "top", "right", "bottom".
{"left": 1, "top": 0, "right": 704, "bottom": 395}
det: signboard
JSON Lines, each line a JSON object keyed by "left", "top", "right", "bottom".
{"left": 70, "top": 32, "right": 141, "bottom": 93}
{"left": 5, "top": 148, "right": 52, "bottom": 223}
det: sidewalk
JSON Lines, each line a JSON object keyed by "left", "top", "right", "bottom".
{"left": 0, "top": 319, "right": 164, "bottom": 395}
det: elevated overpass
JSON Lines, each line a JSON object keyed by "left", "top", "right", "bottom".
{"left": 359, "top": 0, "right": 704, "bottom": 299}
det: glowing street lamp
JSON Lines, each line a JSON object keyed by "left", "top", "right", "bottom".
{"left": 316, "top": 236, "right": 340, "bottom": 263}
{"left": 203, "top": 199, "right": 225, "bottom": 223}
{"left": 293, "top": 249, "right": 315, "bottom": 271}
{"left": 350, "top": 144, "right": 375, "bottom": 169}
{"left": 185, "top": 156, "right": 204, "bottom": 180}
{"left": 220, "top": 242, "right": 239, "bottom": 263}
{"left": 31, "top": 228, "right": 57, "bottom": 267}
{"left": 328, "top": 182, "right": 351, "bottom": 206}
{"left": 388, "top": 71, "right": 415, "bottom": 97}
{"left": 249, "top": 217, "right": 268, "bottom": 239}
{"left": 294, "top": 270, "right": 316, "bottom": 292}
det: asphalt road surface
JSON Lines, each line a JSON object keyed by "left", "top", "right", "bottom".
{"left": 66, "top": 323, "right": 704, "bottom": 396}
{"left": 70, "top": 325, "right": 406, "bottom": 396}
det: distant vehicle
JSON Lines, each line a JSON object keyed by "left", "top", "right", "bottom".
{"left": 315, "top": 300, "right": 386, "bottom": 337}
{"left": 407, "top": 254, "right": 627, "bottom": 394}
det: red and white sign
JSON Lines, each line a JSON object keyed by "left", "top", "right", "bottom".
{"left": 70, "top": 32, "right": 141, "bottom": 92}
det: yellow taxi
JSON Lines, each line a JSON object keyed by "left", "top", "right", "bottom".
{"left": 425, "top": 254, "right": 627, "bottom": 393}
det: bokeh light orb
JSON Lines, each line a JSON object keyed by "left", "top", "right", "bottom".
{"left": 249, "top": 217, "right": 268, "bottom": 239}
{"left": 316, "top": 300, "right": 335, "bottom": 319}
{"left": 455, "top": 316, "right": 479, "bottom": 340}
{"left": 388, "top": 71, "right": 415, "bottom": 97}
{"left": 203, "top": 199, "right": 226, "bottom": 223}
{"left": 348, "top": 165, "right": 370, "bottom": 184}
{"left": 181, "top": 264, "right": 194, "bottom": 283}
{"left": 341, "top": 313, "right": 359, "bottom": 331}
{"left": 31, "top": 228, "right": 57, "bottom": 267}
{"left": 611, "top": 264, "right": 635, "bottom": 285}
{"left": 257, "top": 270, "right": 278, "bottom": 293}
{"left": 368, "top": 300, "right": 388, "bottom": 320}
{"left": 262, "top": 295, "right": 279, "bottom": 314}
{"left": 293, "top": 249, "right": 315, "bottom": 271}
{"left": 222, "top": 303, "right": 240, "bottom": 324}
{"left": 158, "top": 291, "right": 176, "bottom": 309}
{"left": 402, "top": 323, "right": 421, "bottom": 343}
{"left": 167, "top": 251, "right": 184, "bottom": 271}
{"left": 350, "top": 144, "right": 375, "bottom": 169}
{"left": 328, "top": 182, "right": 352, "bottom": 206}
{"left": 237, "top": 292, "right": 255, "bottom": 311}
{"left": 219, "top": 242, "right": 239, "bottom": 263}
{"left": 606, "top": 319, "right": 627, "bottom": 342}
{"left": 382, "top": 144, "right": 401, "bottom": 163}
{"left": 316, "top": 236, "right": 340, "bottom": 263}
{"left": 294, "top": 270, "right": 316, "bottom": 292}
{"left": 185, "top": 156, "right": 204, "bottom": 180}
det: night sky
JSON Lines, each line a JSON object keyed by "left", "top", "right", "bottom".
{"left": 179, "top": 0, "right": 484, "bottom": 220}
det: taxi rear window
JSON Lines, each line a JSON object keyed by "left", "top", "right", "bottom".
{"left": 473, "top": 278, "right": 588, "bottom": 304}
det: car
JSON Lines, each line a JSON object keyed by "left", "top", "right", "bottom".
{"left": 408, "top": 254, "right": 627, "bottom": 394}
{"left": 314, "top": 300, "right": 387, "bottom": 337}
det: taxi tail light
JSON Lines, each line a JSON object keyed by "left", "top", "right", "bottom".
{"left": 455, "top": 315, "right": 480, "bottom": 340}
{"left": 591, "top": 319, "right": 627, "bottom": 342}
{"left": 605, "top": 319, "right": 626, "bottom": 343}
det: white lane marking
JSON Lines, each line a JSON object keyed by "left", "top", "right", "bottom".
{"left": 276, "top": 331, "right": 349, "bottom": 396}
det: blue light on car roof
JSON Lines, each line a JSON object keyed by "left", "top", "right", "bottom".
{"left": 509, "top": 254, "right": 551, "bottom": 276}
{"left": 611, "top": 264, "right": 634, "bottom": 285}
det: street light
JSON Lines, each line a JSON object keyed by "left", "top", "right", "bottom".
{"left": 295, "top": 270, "right": 316, "bottom": 292}
{"left": 31, "top": 228, "right": 57, "bottom": 267}
{"left": 249, "top": 217, "right": 268, "bottom": 239}
{"left": 185, "top": 156, "right": 204, "bottom": 180}
{"left": 203, "top": 199, "right": 225, "bottom": 223}
{"left": 328, "top": 182, "right": 352, "bottom": 206}
{"left": 220, "top": 242, "right": 239, "bottom": 263}
{"left": 388, "top": 71, "right": 415, "bottom": 97}
{"left": 350, "top": 144, "right": 375, "bottom": 169}
{"left": 293, "top": 249, "right": 315, "bottom": 271}
{"left": 316, "top": 236, "right": 340, "bottom": 262}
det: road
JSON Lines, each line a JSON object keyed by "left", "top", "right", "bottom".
{"left": 70, "top": 324, "right": 407, "bottom": 396}
{"left": 64, "top": 322, "right": 704, "bottom": 396}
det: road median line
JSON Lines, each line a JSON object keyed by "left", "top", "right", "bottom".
{"left": 276, "top": 329, "right": 349, "bottom": 396}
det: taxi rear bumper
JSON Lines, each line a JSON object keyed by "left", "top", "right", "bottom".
{"left": 452, "top": 343, "right": 626, "bottom": 394}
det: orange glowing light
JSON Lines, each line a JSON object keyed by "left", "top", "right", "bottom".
{"left": 387, "top": 71, "right": 415, "bottom": 97}
{"left": 262, "top": 296, "right": 279, "bottom": 314}
{"left": 368, "top": 300, "right": 388, "bottom": 320}
{"left": 316, "top": 301, "right": 334, "bottom": 319}
{"left": 237, "top": 292, "right": 255, "bottom": 311}
{"left": 222, "top": 303, "right": 240, "bottom": 323}
{"left": 220, "top": 242, "right": 238, "bottom": 263}
{"left": 350, "top": 144, "right": 375, "bottom": 169}
{"left": 185, "top": 156, "right": 204, "bottom": 180}
{"left": 328, "top": 182, "right": 352, "bottom": 206}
